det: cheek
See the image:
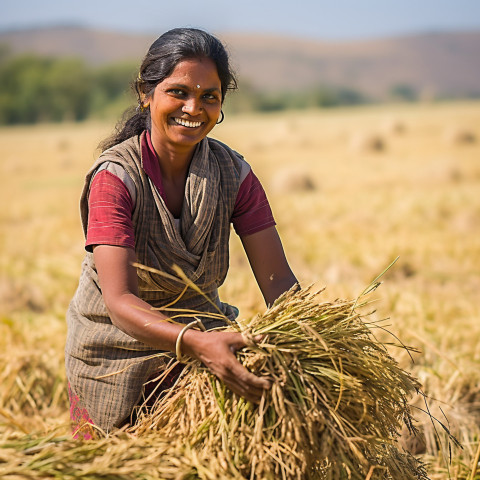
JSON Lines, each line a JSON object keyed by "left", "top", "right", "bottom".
{"left": 207, "top": 104, "right": 222, "bottom": 121}
{"left": 151, "top": 97, "right": 181, "bottom": 115}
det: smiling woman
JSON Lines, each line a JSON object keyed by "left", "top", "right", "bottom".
{"left": 64, "top": 27, "right": 298, "bottom": 436}
{"left": 148, "top": 57, "right": 222, "bottom": 157}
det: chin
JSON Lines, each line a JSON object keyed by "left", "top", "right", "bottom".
{"left": 175, "top": 128, "right": 212, "bottom": 144}
{"left": 172, "top": 134, "right": 204, "bottom": 148}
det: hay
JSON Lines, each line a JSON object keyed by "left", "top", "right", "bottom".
{"left": 0, "top": 350, "right": 66, "bottom": 419}
{"left": 382, "top": 118, "right": 407, "bottom": 135}
{"left": 128, "top": 284, "right": 431, "bottom": 479}
{"left": 444, "top": 127, "right": 477, "bottom": 145}
{"left": 350, "top": 132, "right": 386, "bottom": 153}
{"left": 0, "top": 431, "right": 221, "bottom": 479}
{"left": 0, "top": 270, "right": 459, "bottom": 479}
{"left": 270, "top": 168, "right": 317, "bottom": 193}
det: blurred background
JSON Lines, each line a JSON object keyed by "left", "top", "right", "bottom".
{"left": 1, "top": 2, "right": 480, "bottom": 477}
{"left": 1, "top": 0, "right": 480, "bottom": 124}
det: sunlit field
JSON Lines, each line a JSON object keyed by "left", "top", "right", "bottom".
{"left": 0, "top": 101, "right": 479, "bottom": 478}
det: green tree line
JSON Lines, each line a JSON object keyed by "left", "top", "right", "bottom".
{"left": 0, "top": 51, "right": 383, "bottom": 125}
{"left": 0, "top": 52, "right": 138, "bottom": 124}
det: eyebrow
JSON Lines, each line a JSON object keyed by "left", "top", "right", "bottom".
{"left": 167, "top": 83, "right": 221, "bottom": 93}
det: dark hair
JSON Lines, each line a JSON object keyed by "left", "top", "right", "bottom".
{"left": 99, "top": 28, "right": 237, "bottom": 151}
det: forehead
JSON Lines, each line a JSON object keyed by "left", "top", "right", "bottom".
{"left": 164, "top": 57, "right": 221, "bottom": 87}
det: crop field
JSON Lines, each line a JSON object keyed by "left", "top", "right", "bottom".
{"left": 0, "top": 101, "right": 479, "bottom": 478}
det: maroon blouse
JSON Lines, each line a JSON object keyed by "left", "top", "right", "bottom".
{"left": 86, "top": 132, "right": 275, "bottom": 250}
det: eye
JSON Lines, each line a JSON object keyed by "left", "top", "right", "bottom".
{"left": 167, "top": 88, "right": 186, "bottom": 96}
{"left": 203, "top": 93, "right": 220, "bottom": 102}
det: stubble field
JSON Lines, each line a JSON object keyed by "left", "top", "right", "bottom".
{"left": 0, "top": 101, "right": 479, "bottom": 478}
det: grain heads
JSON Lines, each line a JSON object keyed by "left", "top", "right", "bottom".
{"left": 131, "top": 285, "right": 431, "bottom": 480}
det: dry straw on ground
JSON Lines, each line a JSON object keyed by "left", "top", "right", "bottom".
{"left": 1, "top": 102, "right": 479, "bottom": 479}
{"left": 0, "top": 275, "right": 459, "bottom": 480}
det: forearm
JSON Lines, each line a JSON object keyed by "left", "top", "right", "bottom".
{"left": 240, "top": 227, "right": 298, "bottom": 307}
{"left": 91, "top": 242, "right": 270, "bottom": 403}
{"left": 104, "top": 292, "right": 269, "bottom": 402}
{"left": 104, "top": 292, "right": 204, "bottom": 354}
{"left": 93, "top": 245, "right": 207, "bottom": 358}
{"left": 260, "top": 271, "right": 298, "bottom": 307}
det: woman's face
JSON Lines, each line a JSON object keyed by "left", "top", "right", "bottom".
{"left": 147, "top": 57, "right": 222, "bottom": 154}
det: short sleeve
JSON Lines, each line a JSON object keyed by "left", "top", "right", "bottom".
{"left": 85, "top": 169, "right": 135, "bottom": 252}
{"left": 231, "top": 170, "right": 276, "bottom": 237}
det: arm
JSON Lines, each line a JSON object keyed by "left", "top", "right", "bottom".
{"left": 93, "top": 244, "right": 270, "bottom": 402}
{"left": 240, "top": 226, "right": 298, "bottom": 306}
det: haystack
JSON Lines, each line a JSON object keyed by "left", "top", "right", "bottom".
{"left": 444, "top": 127, "right": 476, "bottom": 145}
{"left": 270, "top": 168, "right": 317, "bottom": 193}
{"left": 382, "top": 118, "right": 407, "bottom": 136}
{"left": 350, "top": 132, "right": 386, "bottom": 153}
{"left": 128, "top": 275, "right": 430, "bottom": 480}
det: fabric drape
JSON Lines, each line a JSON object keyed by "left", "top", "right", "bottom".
{"left": 65, "top": 132, "right": 245, "bottom": 430}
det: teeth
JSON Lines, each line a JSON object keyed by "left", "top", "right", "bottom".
{"left": 174, "top": 118, "right": 202, "bottom": 128}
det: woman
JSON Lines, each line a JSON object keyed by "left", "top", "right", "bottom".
{"left": 65, "top": 27, "right": 297, "bottom": 434}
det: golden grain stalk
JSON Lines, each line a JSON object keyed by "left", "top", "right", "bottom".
{"left": 127, "top": 273, "right": 430, "bottom": 480}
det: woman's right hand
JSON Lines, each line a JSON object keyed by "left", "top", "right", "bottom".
{"left": 182, "top": 330, "right": 271, "bottom": 404}
{"left": 93, "top": 245, "right": 270, "bottom": 403}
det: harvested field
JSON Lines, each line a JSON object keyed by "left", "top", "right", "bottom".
{"left": 0, "top": 101, "right": 479, "bottom": 478}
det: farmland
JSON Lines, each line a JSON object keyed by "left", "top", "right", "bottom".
{"left": 0, "top": 101, "right": 479, "bottom": 478}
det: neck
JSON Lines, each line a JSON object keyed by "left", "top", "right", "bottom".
{"left": 150, "top": 135, "right": 197, "bottom": 182}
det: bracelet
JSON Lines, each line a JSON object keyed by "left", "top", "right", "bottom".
{"left": 175, "top": 317, "right": 206, "bottom": 363}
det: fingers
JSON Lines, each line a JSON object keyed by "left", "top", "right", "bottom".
{"left": 191, "top": 330, "right": 271, "bottom": 403}
{"left": 202, "top": 332, "right": 271, "bottom": 403}
{"left": 227, "top": 335, "right": 247, "bottom": 353}
{"left": 216, "top": 351, "right": 271, "bottom": 403}
{"left": 228, "top": 332, "right": 266, "bottom": 354}
{"left": 222, "top": 367, "right": 270, "bottom": 403}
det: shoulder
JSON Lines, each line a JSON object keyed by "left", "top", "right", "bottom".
{"left": 206, "top": 137, "right": 251, "bottom": 181}
{"left": 92, "top": 163, "right": 137, "bottom": 205}
{"left": 92, "top": 134, "right": 145, "bottom": 187}
{"left": 99, "top": 134, "right": 142, "bottom": 165}
{"left": 84, "top": 134, "right": 144, "bottom": 201}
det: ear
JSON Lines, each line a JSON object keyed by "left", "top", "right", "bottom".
{"left": 140, "top": 91, "right": 152, "bottom": 109}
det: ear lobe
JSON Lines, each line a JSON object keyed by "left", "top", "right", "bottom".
{"left": 140, "top": 92, "right": 151, "bottom": 109}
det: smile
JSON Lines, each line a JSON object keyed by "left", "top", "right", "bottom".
{"left": 173, "top": 118, "right": 203, "bottom": 128}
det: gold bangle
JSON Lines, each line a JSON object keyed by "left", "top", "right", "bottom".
{"left": 175, "top": 317, "right": 206, "bottom": 363}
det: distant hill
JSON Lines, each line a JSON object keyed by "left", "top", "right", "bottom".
{"left": 1, "top": 26, "right": 480, "bottom": 99}
{"left": 0, "top": 26, "right": 154, "bottom": 65}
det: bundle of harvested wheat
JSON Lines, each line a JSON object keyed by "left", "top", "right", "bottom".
{"left": 130, "top": 279, "right": 430, "bottom": 480}
{"left": 0, "top": 430, "right": 230, "bottom": 479}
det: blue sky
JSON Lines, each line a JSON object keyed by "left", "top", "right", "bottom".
{"left": 2, "top": 0, "right": 480, "bottom": 40}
